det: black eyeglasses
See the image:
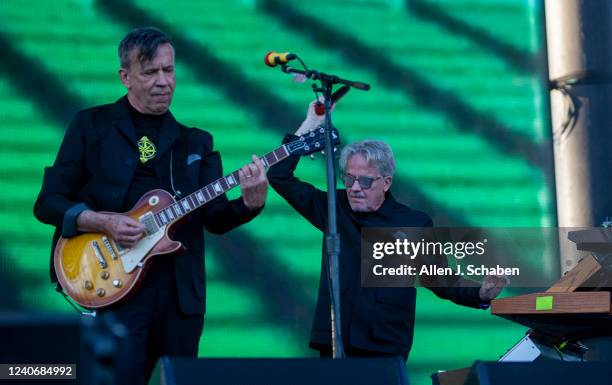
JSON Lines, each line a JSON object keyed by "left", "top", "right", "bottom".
{"left": 342, "top": 174, "right": 382, "bottom": 189}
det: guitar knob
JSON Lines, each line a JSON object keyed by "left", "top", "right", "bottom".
{"left": 100, "top": 271, "right": 110, "bottom": 280}
{"left": 84, "top": 281, "right": 94, "bottom": 290}
{"left": 96, "top": 288, "right": 106, "bottom": 297}
{"left": 112, "top": 279, "right": 123, "bottom": 288}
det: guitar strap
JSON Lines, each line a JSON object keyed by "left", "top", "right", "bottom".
{"left": 169, "top": 149, "right": 181, "bottom": 199}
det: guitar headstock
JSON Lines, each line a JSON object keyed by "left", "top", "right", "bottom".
{"left": 286, "top": 126, "right": 341, "bottom": 157}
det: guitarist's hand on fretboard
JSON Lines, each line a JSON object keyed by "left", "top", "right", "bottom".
{"left": 77, "top": 210, "right": 145, "bottom": 248}
{"left": 239, "top": 154, "right": 269, "bottom": 210}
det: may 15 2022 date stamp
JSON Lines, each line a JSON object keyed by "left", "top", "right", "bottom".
{"left": 0, "top": 364, "right": 76, "bottom": 380}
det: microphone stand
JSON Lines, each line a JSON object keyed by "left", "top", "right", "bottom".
{"left": 280, "top": 64, "right": 370, "bottom": 359}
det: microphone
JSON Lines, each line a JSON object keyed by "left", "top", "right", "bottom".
{"left": 264, "top": 51, "right": 297, "bottom": 67}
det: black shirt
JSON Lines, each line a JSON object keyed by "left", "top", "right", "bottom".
{"left": 125, "top": 100, "right": 174, "bottom": 288}
{"left": 124, "top": 101, "right": 164, "bottom": 211}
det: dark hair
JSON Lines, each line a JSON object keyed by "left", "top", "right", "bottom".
{"left": 118, "top": 26, "right": 173, "bottom": 68}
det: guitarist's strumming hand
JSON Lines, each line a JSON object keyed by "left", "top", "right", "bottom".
{"left": 76, "top": 210, "right": 146, "bottom": 248}
{"left": 239, "top": 154, "right": 268, "bottom": 210}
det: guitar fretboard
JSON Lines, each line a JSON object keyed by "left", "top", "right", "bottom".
{"left": 152, "top": 144, "right": 291, "bottom": 227}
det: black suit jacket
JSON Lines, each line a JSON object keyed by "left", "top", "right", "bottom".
{"left": 34, "top": 96, "right": 260, "bottom": 315}
{"left": 267, "top": 136, "right": 483, "bottom": 357}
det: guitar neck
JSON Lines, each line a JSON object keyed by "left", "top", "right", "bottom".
{"left": 153, "top": 144, "right": 291, "bottom": 226}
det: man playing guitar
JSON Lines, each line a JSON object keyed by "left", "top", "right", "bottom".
{"left": 34, "top": 27, "right": 268, "bottom": 385}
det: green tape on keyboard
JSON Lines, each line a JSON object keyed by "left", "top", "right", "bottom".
{"left": 535, "top": 295, "right": 553, "bottom": 311}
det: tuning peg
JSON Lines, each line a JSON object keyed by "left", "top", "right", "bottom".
{"left": 321, "top": 150, "right": 325, "bottom": 155}
{"left": 334, "top": 147, "right": 338, "bottom": 152}
{"left": 310, "top": 154, "right": 316, "bottom": 160}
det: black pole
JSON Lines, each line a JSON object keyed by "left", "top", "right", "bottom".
{"left": 319, "top": 79, "right": 345, "bottom": 359}
{"left": 278, "top": 63, "right": 369, "bottom": 359}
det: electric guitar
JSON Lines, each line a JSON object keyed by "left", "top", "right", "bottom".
{"left": 54, "top": 128, "right": 340, "bottom": 309}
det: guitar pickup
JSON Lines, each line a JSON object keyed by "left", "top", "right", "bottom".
{"left": 91, "top": 241, "right": 107, "bottom": 269}
{"left": 139, "top": 212, "right": 159, "bottom": 237}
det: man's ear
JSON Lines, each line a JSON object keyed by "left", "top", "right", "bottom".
{"left": 383, "top": 175, "right": 392, "bottom": 192}
{"left": 119, "top": 68, "right": 130, "bottom": 89}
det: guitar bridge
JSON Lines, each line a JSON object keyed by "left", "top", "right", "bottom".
{"left": 102, "top": 236, "right": 118, "bottom": 260}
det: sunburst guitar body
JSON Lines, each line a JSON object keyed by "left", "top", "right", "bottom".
{"left": 54, "top": 190, "right": 181, "bottom": 309}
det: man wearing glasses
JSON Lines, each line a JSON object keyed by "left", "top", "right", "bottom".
{"left": 267, "top": 101, "right": 505, "bottom": 360}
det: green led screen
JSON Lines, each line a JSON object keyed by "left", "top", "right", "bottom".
{"left": 0, "top": 1, "right": 554, "bottom": 384}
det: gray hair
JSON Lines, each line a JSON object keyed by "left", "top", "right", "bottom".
{"left": 339, "top": 140, "right": 396, "bottom": 177}
{"left": 118, "top": 26, "right": 173, "bottom": 69}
